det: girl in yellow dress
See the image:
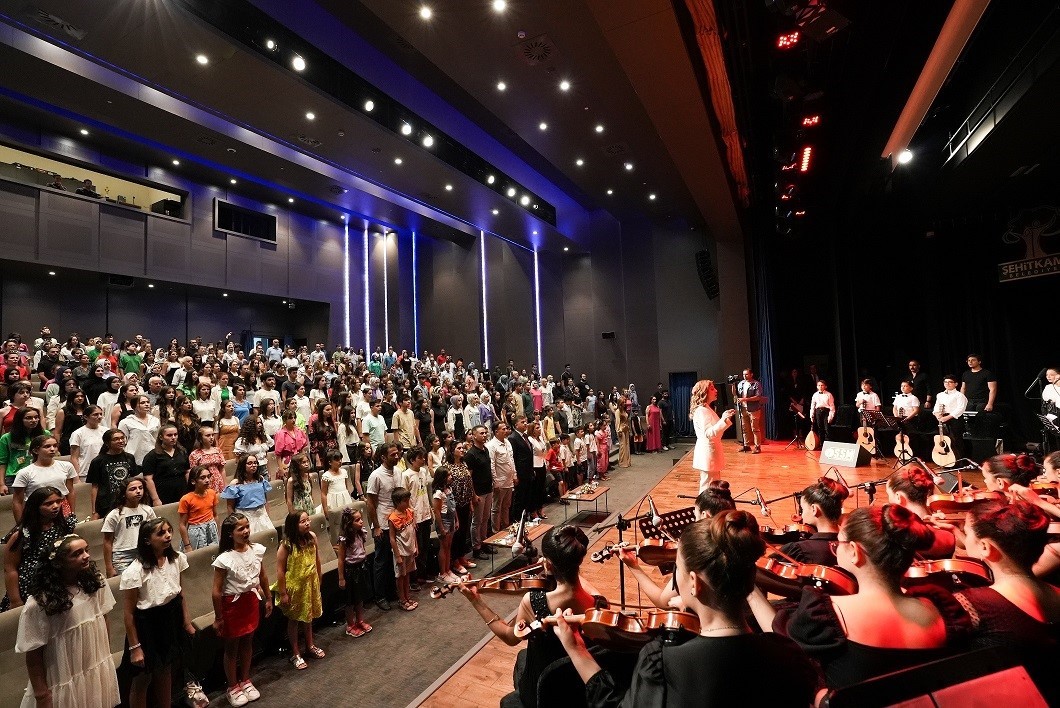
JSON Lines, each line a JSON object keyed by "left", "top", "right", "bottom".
{"left": 275, "top": 511, "right": 324, "bottom": 670}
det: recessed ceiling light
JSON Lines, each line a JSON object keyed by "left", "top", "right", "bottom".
{"left": 506, "top": 187, "right": 516, "bottom": 197}
{"left": 222, "top": 293, "right": 229, "bottom": 297}
{"left": 79, "top": 129, "right": 89, "bottom": 136}
{"left": 624, "top": 162, "right": 634, "bottom": 171}
{"left": 520, "top": 195, "right": 530, "bottom": 206}
{"left": 563, "top": 247, "right": 569, "bottom": 252}
{"left": 291, "top": 55, "right": 306, "bottom": 71}
{"left": 419, "top": 5, "right": 432, "bottom": 19}
{"left": 595, "top": 124, "right": 604, "bottom": 133}
{"left": 364, "top": 99, "right": 375, "bottom": 112}
{"left": 575, "top": 158, "right": 584, "bottom": 166}
{"left": 401, "top": 123, "right": 413, "bottom": 136}
{"left": 649, "top": 193, "right": 657, "bottom": 200}
{"left": 230, "top": 179, "right": 237, "bottom": 185}
{"left": 48, "top": 271, "right": 56, "bottom": 276}
{"left": 496, "top": 81, "right": 507, "bottom": 92}
{"left": 172, "top": 159, "right": 180, "bottom": 166}
{"left": 532, "top": 230, "right": 538, "bottom": 235}
{"left": 195, "top": 54, "right": 208, "bottom": 65}
{"left": 492, "top": 209, "right": 499, "bottom": 215}
{"left": 898, "top": 149, "right": 913, "bottom": 164}
{"left": 492, "top": 0, "right": 507, "bottom": 12}
{"left": 487, "top": 174, "right": 496, "bottom": 184}
{"left": 538, "top": 122, "right": 548, "bottom": 131}
{"left": 148, "top": 283, "right": 155, "bottom": 288}
{"left": 559, "top": 80, "right": 571, "bottom": 92}
{"left": 305, "top": 112, "right": 315, "bottom": 121}
{"left": 445, "top": 184, "right": 453, "bottom": 191}
{"left": 422, "top": 134, "right": 434, "bottom": 147}
{"left": 265, "top": 39, "right": 276, "bottom": 51}
{"left": 606, "top": 189, "right": 614, "bottom": 195}
{"left": 288, "top": 197, "right": 295, "bottom": 203}
{"left": 282, "top": 300, "right": 287, "bottom": 304}
{"left": 394, "top": 157, "right": 403, "bottom": 165}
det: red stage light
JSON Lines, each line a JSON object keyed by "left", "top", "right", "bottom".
{"left": 801, "top": 115, "right": 820, "bottom": 127}
{"left": 777, "top": 31, "right": 800, "bottom": 49}
{"left": 799, "top": 146, "right": 812, "bottom": 172}
{"left": 794, "top": 210, "right": 806, "bottom": 217}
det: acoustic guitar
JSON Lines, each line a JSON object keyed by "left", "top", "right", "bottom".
{"left": 932, "top": 406, "right": 957, "bottom": 467}
{"left": 856, "top": 411, "right": 875, "bottom": 453}
{"left": 893, "top": 408, "right": 913, "bottom": 458}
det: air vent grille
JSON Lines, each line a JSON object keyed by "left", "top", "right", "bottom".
{"left": 516, "top": 34, "right": 558, "bottom": 66}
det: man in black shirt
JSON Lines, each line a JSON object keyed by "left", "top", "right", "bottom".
{"left": 280, "top": 367, "right": 301, "bottom": 401}
{"left": 658, "top": 390, "right": 674, "bottom": 451}
{"left": 464, "top": 425, "right": 495, "bottom": 559}
{"left": 75, "top": 179, "right": 101, "bottom": 198}
{"left": 907, "top": 360, "right": 932, "bottom": 412}
{"left": 961, "top": 354, "right": 997, "bottom": 412}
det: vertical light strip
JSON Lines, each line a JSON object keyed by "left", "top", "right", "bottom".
{"left": 382, "top": 233, "right": 390, "bottom": 352}
{"left": 533, "top": 249, "right": 543, "bottom": 374}
{"left": 411, "top": 231, "right": 420, "bottom": 356}
{"left": 363, "top": 226, "right": 370, "bottom": 353}
{"left": 343, "top": 220, "right": 351, "bottom": 346}
{"left": 479, "top": 230, "right": 489, "bottom": 369}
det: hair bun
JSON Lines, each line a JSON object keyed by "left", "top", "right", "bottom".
{"left": 882, "top": 504, "right": 935, "bottom": 552}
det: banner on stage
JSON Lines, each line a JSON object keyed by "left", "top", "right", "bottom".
{"left": 998, "top": 206, "right": 1060, "bottom": 283}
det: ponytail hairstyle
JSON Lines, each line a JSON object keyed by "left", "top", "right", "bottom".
{"left": 695, "top": 479, "right": 736, "bottom": 518}
{"left": 678, "top": 510, "right": 765, "bottom": 615}
{"left": 340, "top": 506, "right": 364, "bottom": 541}
{"left": 983, "top": 453, "right": 1038, "bottom": 487}
{"left": 887, "top": 463, "right": 936, "bottom": 505}
{"left": 541, "top": 525, "right": 589, "bottom": 584}
{"left": 967, "top": 500, "right": 1050, "bottom": 570}
{"left": 841, "top": 505, "right": 935, "bottom": 582}
{"left": 800, "top": 477, "right": 851, "bottom": 523}
{"left": 219, "top": 513, "right": 249, "bottom": 553}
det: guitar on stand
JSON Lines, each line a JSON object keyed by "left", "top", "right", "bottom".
{"left": 893, "top": 408, "right": 914, "bottom": 466}
{"left": 856, "top": 404, "right": 876, "bottom": 454}
{"left": 785, "top": 399, "right": 807, "bottom": 451}
{"left": 932, "top": 405, "right": 957, "bottom": 467}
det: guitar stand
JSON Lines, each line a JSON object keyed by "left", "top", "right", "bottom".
{"left": 892, "top": 422, "right": 914, "bottom": 468}
{"left": 784, "top": 410, "right": 806, "bottom": 450}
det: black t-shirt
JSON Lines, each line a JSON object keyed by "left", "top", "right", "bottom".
{"left": 85, "top": 452, "right": 139, "bottom": 517}
{"left": 780, "top": 532, "right": 839, "bottom": 566}
{"left": 142, "top": 448, "right": 190, "bottom": 504}
{"left": 464, "top": 445, "right": 493, "bottom": 495}
{"left": 962, "top": 368, "right": 995, "bottom": 405}
{"left": 280, "top": 379, "right": 301, "bottom": 401}
{"left": 909, "top": 371, "right": 931, "bottom": 405}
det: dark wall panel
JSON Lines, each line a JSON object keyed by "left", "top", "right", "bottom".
{"left": 38, "top": 191, "right": 98, "bottom": 269}
{"left": 99, "top": 207, "right": 146, "bottom": 277}
{"left": 418, "top": 236, "right": 482, "bottom": 362}
{"left": 0, "top": 181, "right": 37, "bottom": 260}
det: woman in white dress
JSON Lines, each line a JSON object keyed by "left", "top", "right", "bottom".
{"left": 690, "top": 379, "right": 736, "bottom": 493}
{"left": 15, "top": 534, "right": 120, "bottom": 708}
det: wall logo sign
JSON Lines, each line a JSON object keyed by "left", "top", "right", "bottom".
{"left": 998, "top": 206, "right": 1060, "bottom": 282}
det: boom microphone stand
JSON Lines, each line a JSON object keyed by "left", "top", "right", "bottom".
{"left": 590, "top": 511, "right": 653, "bottom": 611}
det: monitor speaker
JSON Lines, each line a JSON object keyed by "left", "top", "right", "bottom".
{"left": 695, "top": 250, "right": 720, "bottom": 300}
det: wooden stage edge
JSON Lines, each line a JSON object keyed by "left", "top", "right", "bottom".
{"left": 413, "top": 441, "right": 919, "bottom": 708}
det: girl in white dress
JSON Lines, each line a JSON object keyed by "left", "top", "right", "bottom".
{"left": 320, "top": 450, "right": 355, "bottom": 518}
{"left": 15, "top": 534, "right": 120, "bottom": 708}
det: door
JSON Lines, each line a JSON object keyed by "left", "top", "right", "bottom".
{"left": 668, "top": 371, "right": 697, "bottom": 437}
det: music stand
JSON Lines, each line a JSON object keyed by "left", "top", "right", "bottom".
{"left": 637, "top": 507, "right": 697, "bottom": 541}
{"left": 1038, "top": 413, "right": 1060, "bottom": 448}
{"left": 784, "top": 404, "right": 807, "bottom": 450}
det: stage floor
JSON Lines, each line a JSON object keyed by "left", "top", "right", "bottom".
{"left": 417, "top": 440, "right": 919, "bottom": 707}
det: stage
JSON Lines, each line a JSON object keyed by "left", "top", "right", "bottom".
{"left": 415, "top": 440, "right": 921, "bottom": 707}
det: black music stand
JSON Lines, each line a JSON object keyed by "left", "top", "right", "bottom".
{"left": 1038, "top": 413, "right": 1060, "bottom": 454}
{"left": 784, "top": 404, "right": 807, "bottom": 450}
{"left": 637, "top": 507, "right": 697, "bottom": 541}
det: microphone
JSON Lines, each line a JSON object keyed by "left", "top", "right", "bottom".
{"left": 647, "top": 495, "right": 663, "bottom": 528}
{"left": 944, "top": 458, "right": 982, "bottom": 473}
{"left": 755, "top": 487, "right": 771, "bottom": 517}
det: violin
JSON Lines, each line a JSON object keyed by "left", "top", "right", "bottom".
{"left": 1031, "top": 481, "right": 1059, "bottom": 498}
{"left": 590, "top": 539, "right": 677, "bottom": 566}
{"left": 758, "top": 524, "right": 814, "bottom": 544}
{"left": 430, "top": 562, "right": 556, "bottom": 599}
{"left": 755, "top": 555, "right": 858, "bottom": 597}
{"left": 902, "top": 558, "right": 992, "bottom": 592}
{"left": 513, "top": 609, "right": 700, "bottom": 650}
{"left": 926, "top": 490, "right": 1004, "bottom": 514}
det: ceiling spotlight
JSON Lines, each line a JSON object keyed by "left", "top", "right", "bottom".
{"left": 506, "top": 187, "right": 516, "bottom": 197}
{"left": 394, "top": 157, "right": 403, "bottom": 165}
{"left": 445, "top": 184, "right": 453, "bottom": 191}
{"left": 48, "top": 271, "right": 56, "bottom": 276}
{"left": 492, "top": 0, "right": 507, "bottom": 12}
{"left": 520, "top": 195, "right": 530, "bottom": 206}
{"left": 422, "top": 134, "right": 434, "bottom": 147}
{"left": 291, "top": 55, "right": 306, "bottom": 71}
{"left": 230, "top": 179, "right": 237, "bottom": 185}
{"left": 595, "top": 124, "right": 604, "bottom": 133}
{"left": 172, "top": 159, "right": 180, "bottom": 166}
{"left": 401, "top": 123, "right": 413, "bottom": 136}
{"left": 195, "top": 54, "right": 208, "bottom": 65}
{"left": 288, "top": 197, "right": 295, "bottom": 203}
{"left": 538, "top": 122, "right": 548, "bottom": 131}
{"left": 148, "top": 283, "right": 155, "bottom": 288}
{"left": 563, "top": 247, "right": 569, "bottom": 252}
{"left": 575, "top": 158, "right": 584, "bottom": 166}
{"left": 265, "top": 39, "right": 276, "bottom": 51}
{"left": 559, "top": 80, "right": 571, "bottom": 92}
{"left": 606, "top": 189, "right": 614, "bottom": 195}
{"left": 492, "top": 209, "right": 499, "bottom": 215}
{"left": 305, "top": 112, "right": 315, "bottom": 120}
{"left": 79, "top": 129, "right": 89, "bottom": 136}
{"left": 532, "top": 230, "right": 538, "bottom": 235}
{"left": 419, "top": 5, "right": 432, "bottom": 20}
{"left": 364, "top": 99, "right": 375, "bottom": 112}
{"left": 222, "top": 293, "right": 229, "bottom": 297}
{"left": 532, "top": 204, "right": 539, "bottom": 209}
{"left": 649, "top": 193, "right": 656, "bottom": 200}
{"left": 496, "top": 81, "right": 507, "bottom": 92}
{"left": 487, "top": 174, "right": 496, "bottom": 184}
{"left": 624, "top": 162, "right": 634, "bottom": 171}
{"left": 897, "top": 149, "right": 913, "bottom": 164}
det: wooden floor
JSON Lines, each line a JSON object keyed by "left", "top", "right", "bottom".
{"left": 418, "top": 439, "right": 912, "bottom": 707}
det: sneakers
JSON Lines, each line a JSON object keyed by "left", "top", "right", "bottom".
{"left": 240, "top": 681, "right": 260, "bottom": 702}
{"left": 184, "top": 681, "right": 209, "bottom": 708}
{"left": 444, "top": 571, "right": 463, "bottom": 583}
{"left": 227, "top": 686, "right": 248, "bottom": 707}
{"left": 375, "top": 598, "right": 392, "bottom": 611}
{"left": 752, "top": 446, "right": 761, "bottom": 454}
{"left": 410, "top": 581, "right": 421, "bottom": 592}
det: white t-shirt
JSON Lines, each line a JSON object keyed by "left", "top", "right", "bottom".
{"left": 854, "top": 391, "right": 881, "bottom": 411}
{"left": 69, "top": 426, "right": 105, "bottom": 478}
{"left": 428, "top": 448, "right": 446, "bottom": 472}
{"left": 365, "top": 466, "right": 405, "bottom": 530}
{"left": 118, "top": 415, "right": 161, "bottom": 465}
{"left": 12, "top": 461, "right": 78, "bottom": 498}
{"left": 102, "top": 504, "right": 157, "bottom": 552}
{"left": 212, "top": 543, "right": 266, "bottom": 596}
{"left": 253, "top": 389, "right": 280, "bottom": 411}
{"left": 120, "top": 552, "right": 189, "bottom": 609}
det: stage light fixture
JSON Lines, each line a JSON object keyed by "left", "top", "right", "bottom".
{"left": 172, "top": 160, "right": 180, "bottom": 166}
{"left": 195, "top": 54, "right": 208, "bottom": 65}
{"left": 520, "top": 195, "right": 530, "bottom": 206}
{"left": 401, "top": 123, "right": 413, "bottom": 136}
{"left": 79, "top": 129, "right": 89, "bottom": 136}
{"left": 506, "top": 187, "right": 516, "bottom": 197}
{"left": 394, "top": 157, "right": 403, "bottom": 165}
{"left": 364, "top": 99, "right": 375, "bottom": 112}
{"left": 539, "top": 122, "right": 548, "bottom": 131}
{"left": 559, "top": 80, "right": 571, "bottom": 92}
{"left": 898, "top": 149, "right": 913, "bottom": 164}
{"left": 777, "top": 31, "right": 800, "bottom": 49}
{"left": 649, "top": 193, "right": 656, "bottom": 200}
{"left": 265, "top": 39, "right": 276, "bottom": 51}
{"left": 624, "top": 162, "right": 634, "bottom": 171}
{"left": 563, "top": 247, "right": 569, "bottom": 252}
{"left": 230, "top": 178, "right": 237, "bottom": 184}
{"left": 606, "top": 189, "right": 613, "bottom": 195}
{"left": 801, "top": 114, "right": 820, "bottom": 127}
{"left": 487, "top": 174, "right": 496, "bottom": 184}
{"left": 291, "top": 55, "right": 306, "bottom": 71}
{"left": 422, "top": 134, "right": 434, "bottom": 147}
{"left": 575, "top": 159, "right": 584, "bottom": 166}
{"left": 595, "top": 124, "right": 605, "bottom": 133}
{"left": 492, "top": 0, "right": 507, "bottom": 12}
{"left": 288, "top": 198, "right": 295, "bottom": 203}
{"left": 419, "top": 6, "right": 432, "bottom": 20}
{"left": 497, "top": 81, "right": 507, "bottom": 91}
{"left": 305, "top": 112, "right": 315, "bottom": 121}
{"left": 492, "top": 209, "right": 499, "bottom": 215}
{"left": 445, "top": 184, "right": 453, "bottom": 191}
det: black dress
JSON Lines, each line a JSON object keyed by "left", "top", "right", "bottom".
{"left": 779, "top": 532, "right": 838, "bottom": 565}
{"left": 57, "top": 409, "right": 86, "bottom": 455}
{"left": 584, "top": 633, "right": 821, "bottom": 708}
{"left": 774, "top": 585, "right": 970, "bottom": 690}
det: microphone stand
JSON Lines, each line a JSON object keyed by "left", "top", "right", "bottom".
{"left": 590, "top": 511, "right": 653, "bottom": 611}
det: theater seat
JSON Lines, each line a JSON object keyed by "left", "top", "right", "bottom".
{"left": 71, "top": 481, "right": 92, "bottom": 521}
{"left": 309, "top": 513, "right": 338, "bottom": 575}
{"left": 0, "top": 604, "right": 27, "bottom": 707}
{"left": 188, "top": 527, "right": 278, "bottom": 631}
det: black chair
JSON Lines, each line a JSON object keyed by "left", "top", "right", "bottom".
{"left": 536, "top": 646, "right": 638, "bottom": 707}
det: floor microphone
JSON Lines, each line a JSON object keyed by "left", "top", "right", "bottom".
{"left": 648, "top": 495, "right": 663, "bottom": 527}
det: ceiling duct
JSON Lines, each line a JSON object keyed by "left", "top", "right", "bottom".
{"left": 516, "top": 34, "right": 558, "bottom": 66}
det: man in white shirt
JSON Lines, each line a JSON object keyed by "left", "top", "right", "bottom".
{"left": 808, "top": 380, "right": 835, "bottom": 443}
{"left": 265, "top": 339, "right": 283, "bottom": 365}
{"left": 252, "top": 373, "right": 281, "bottom": 412}
{"left": 487, "top": 422, "right": 516, "bottom": 530}
{"left": 365, "top": 443, "right": 405, "bottom": 611}
{"left": 934, "top": 375, "right": 968, "bottom": 456}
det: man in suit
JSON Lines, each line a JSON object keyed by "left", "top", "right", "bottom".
{"left": 508, "top": 415, "right": 534, "bottom": 522}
